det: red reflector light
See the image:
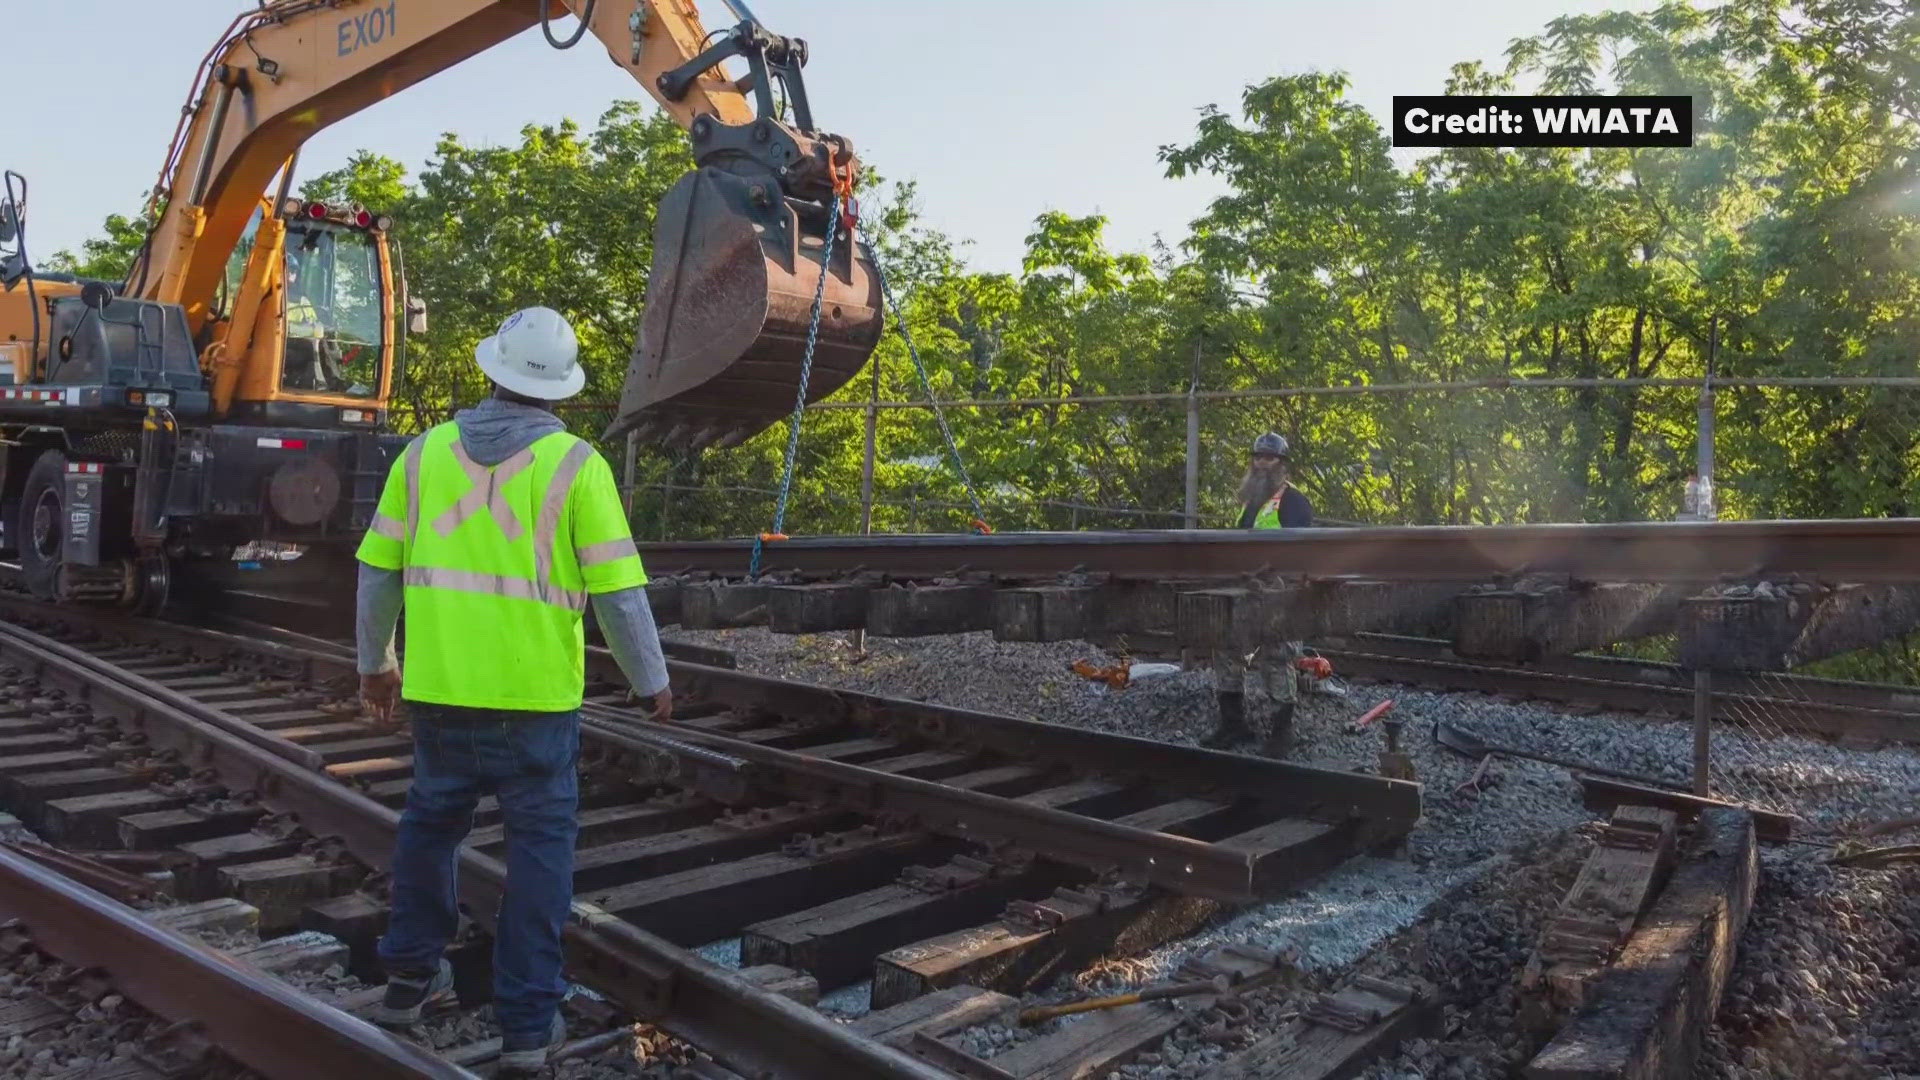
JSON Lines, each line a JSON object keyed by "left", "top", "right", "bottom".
{"left": 355, "top": 210, "right": 373, "bottom": 228}
{"left": 254, "top": 437, "right": 309, "bottom": 450}
{"left": 284, "top": 438, "right": 307, "bottom": 450}
{"left": 306, "top": 202, "right": 328, "bottom": 220}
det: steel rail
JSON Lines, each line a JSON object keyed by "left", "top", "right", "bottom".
{"left": 637, "top": 519, "right": 1920, "bottom": 583}
{"left": 1332, "top": 633, "right": 1920, "bottom": 716}
{"left": 148, "top": 570, "right": 740, "bottom": 669}
{"left": 0, "top": 845, "right": 476, "bottom": 1080}
{"left": 1317, "top": 635, "right": 1920, "bottom": 744}
{"left": 0, "top": 621, "right": 955, "bottom": 1080}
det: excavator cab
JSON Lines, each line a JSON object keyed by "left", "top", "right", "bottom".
{"left": 278, "top": 213, "right": 386, "bottom": 400}
{"left": 214, "top": 199, "right": 398, "bottom": 426}
{"left": 605, "top": 16, "right": 883, "bottom": 452}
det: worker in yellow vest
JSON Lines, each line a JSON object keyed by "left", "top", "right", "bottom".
{"left": 1203, "top": 432, "right": 1316, "bottom": 754}
{"left": 285, "top": 268, "right": 322, "bottom": 338}
{"left": 282, "top": 263, "right": 337, "bottom": 391}
{"left": 1238, "top": 431, "right": 1312, "bottom": 529}
{"left": 354, "top": 306, "right": 671, "bottom": 1074}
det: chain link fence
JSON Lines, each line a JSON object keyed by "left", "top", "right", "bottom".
{"left": 447, "top": 377, "right": 1918, "bottom": 538}
{"left": 389, "top": 374, "right": 1920, "bottom": 536}
{"left": 1703, "top": 673, "right": 1838, "bottom": 822}
{"left": 1699, "top": 671, "right": 1920, "bottom": 839}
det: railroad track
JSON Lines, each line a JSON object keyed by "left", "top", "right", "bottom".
{"left": 0, "top": 842, "right": 474, "bottom": 1079}
{"left": 1320, "top": 633, "right": 1920, "bottom": 744}
{"left": 0, "top": 594, "right": 1417, "bottom": 1079}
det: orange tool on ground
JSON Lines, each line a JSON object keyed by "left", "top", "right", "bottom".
{"left": 1071, "top": 660, "right": 1131, "bottom": 689}
{"left": 1348, "top": 699, "right": 1396, "bottom": 730}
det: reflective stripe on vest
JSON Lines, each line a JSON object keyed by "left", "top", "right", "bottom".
{"left": 433, "top": 441, "right": 535, "bottom": 541}
{"left": 577, "top": 536, "right": 639, "bottom": 567}
{"left": 533, "top": 442, "right": 594, "bottom": 593}
{"left": 402, "top": 565, "right": 585, "bottom": 611}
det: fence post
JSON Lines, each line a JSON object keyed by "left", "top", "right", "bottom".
{"left": 1184, "top": 341, "right": 1201, "bottom": 529}
{"left": 1697, "top": 316, "right": 1717, "bottom": 520}
{"left": 1692, "top": 668, "right": 1712, "bottom": 795}
{"left": 852, "top": 348, "right": 880, "bottom": 655}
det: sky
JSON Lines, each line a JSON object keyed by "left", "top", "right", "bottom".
{"left": 11, "top": 0, "right": 1658, "bottom": 274}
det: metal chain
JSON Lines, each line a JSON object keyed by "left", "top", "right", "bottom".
{"left": 749, "top": 190, "right": 842, "bottom": 579}
{"left": 861, "top": 235, "right": 989, "bottom": 533}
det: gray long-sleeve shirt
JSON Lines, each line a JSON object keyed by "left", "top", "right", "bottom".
{"left": 355, "top": 397, "right": 670, "bottom": 698}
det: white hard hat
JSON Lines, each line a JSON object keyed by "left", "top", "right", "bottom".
{"left": 474, "top": 306, "right": 585, "bottom": 400}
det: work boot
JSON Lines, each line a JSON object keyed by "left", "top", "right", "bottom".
{"left": 498, "top": 1013, "right": 568, "bottom": 1075}
{"left": 1259, "top": 702, "right": 1297, "bottom": 758}
{"left": 368, "top": 958, "right": 455, "bottom": 1028}
{"left": 1202, "top": 692, "right": 1250, "bottom": 749}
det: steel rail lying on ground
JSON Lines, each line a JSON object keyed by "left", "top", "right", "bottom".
{"left": 1319, "top": 634, "right": 1920, "bottom": 744}
{"left": 638, "top": 519, "right": 1920, "bottom": 583}
{"left": 0, "top": 845, "right": 476, "bottom": 1080}
{"left": 0, "top": 620, "right": 954, "bottom": 1080}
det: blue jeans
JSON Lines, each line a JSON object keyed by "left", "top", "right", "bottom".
{"left": 377, "top": 704, "right": 579, "bottom": 1046}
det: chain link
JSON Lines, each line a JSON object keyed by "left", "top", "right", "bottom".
{"left": 749, "top": 190, "right": 842, "bottom": 580}
{"left": 861, "top": 236, "right": 989, "bottom": 532}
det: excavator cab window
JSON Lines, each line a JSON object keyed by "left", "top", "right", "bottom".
{"left": 280, "top": 222, "right": 383, "bottom": 399}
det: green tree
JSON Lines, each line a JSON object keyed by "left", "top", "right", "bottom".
{"left": 299, "top": 151, "right": 410, "bottom": 212}
{"left": 44, "top": 210, "right": 149, "bottom": 282}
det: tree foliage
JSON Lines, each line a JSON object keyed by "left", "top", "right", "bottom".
{"left": 44, "top": 211, "right": 147, "bottom": 282}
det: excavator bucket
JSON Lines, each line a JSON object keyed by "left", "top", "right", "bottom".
{"left": 605, "top": 166, "right": 883, "bottom": 451}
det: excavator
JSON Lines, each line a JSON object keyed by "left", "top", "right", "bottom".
{"left": 0, "top": 0, "right": 880, "bottom": 612}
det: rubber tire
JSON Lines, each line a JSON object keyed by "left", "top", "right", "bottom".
{"left": 17, "top": 451, "right": 66, "bottom": 601}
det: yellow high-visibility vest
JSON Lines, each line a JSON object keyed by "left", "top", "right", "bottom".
{"left": 356, "top": 421, "right": 647, "bottom": 711}
{"left": 288, "top": 297, "right": 321, "bottom": 337}
{"left": 1253, "top": 484, "right": 1294, "bottom": 529}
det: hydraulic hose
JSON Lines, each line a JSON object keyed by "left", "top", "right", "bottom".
{"left": 540, "top": 0, "right": 598, "bottom": 49}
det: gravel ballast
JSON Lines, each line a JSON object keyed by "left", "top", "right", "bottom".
{"left": 668, "top": 626, "right": 1920, "bottom": 1076}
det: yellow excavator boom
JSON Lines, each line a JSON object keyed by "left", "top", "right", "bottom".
{"left": 128, "top": 0, "right": 880, "bottom": 448}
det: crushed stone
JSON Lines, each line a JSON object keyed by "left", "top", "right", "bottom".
{"left": 668, "top": 627, "right": 1920, "bottom": 1076}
